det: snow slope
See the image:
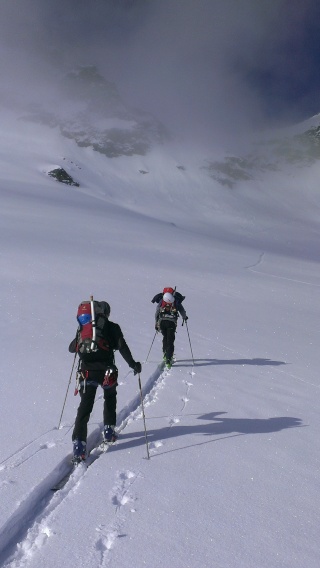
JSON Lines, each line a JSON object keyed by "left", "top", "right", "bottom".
{"left": 0, "top": 111, "right": 319, "bottom": 567}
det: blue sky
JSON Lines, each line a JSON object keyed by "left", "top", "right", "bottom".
{"left": 241, "top": 1, "right": 320, "bottom": 120}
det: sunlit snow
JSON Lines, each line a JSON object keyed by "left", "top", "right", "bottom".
{"left": 0, "top": 111, "right": 319, "bottom": 568}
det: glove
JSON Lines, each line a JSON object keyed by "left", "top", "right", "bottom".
{"left": 183, "top": 315, "right": 188, "bottom": 322}
{"left": 132, "top": 361, "right": 142, "bottom": 375}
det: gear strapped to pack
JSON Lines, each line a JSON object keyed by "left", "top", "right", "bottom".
{"left": 159, "top": 298, "right": 178, "bottom": 322}
{"left": 102, "top": 365, "right": 118, "bottom": 389}
{"left": 74, "top": 365, "right": 118, "bottom": 396}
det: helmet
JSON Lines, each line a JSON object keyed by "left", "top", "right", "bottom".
{"left": 163, "top": 292, "right": 174, "bottom": 304}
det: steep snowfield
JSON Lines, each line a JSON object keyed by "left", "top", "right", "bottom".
{"left": 0, "top": 112, "right": 319, "bottom": 567}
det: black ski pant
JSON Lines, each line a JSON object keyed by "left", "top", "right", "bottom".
{"left": 159, "top": 319, "right": 176, "bottom": 360}
{"left": 72, "top": 384, "right": 117, "bottom": 442}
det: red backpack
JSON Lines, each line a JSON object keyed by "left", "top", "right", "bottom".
{"left": 76, "top": 297, "right": 110, "bottom": 356}
{"left": 162, "top": 287, "right": 174, "bottom": 295}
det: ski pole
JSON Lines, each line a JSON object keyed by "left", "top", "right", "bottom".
{"left": 138, "top": 373, "right": 150, "bottom": 460}
{"left": 58, "top": 352, "right": 77, "bottom": 429}
{"left": 185, "top": 320, "right": 195, "bottom": 366}
{"left": 145, "top": 331, "right": 157, "bottom": 363}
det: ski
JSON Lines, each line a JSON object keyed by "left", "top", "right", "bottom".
{"left": 51, "top": 438, "right": 116, "bottom": 491}
{"left": 51, "top": 461, "right": 86, "bottom": 491}
{"left": 96, "top": 441, "right": 115, "bottom": 453}
{"left": 162, "top": 354, "right": 176, "bottom": 371}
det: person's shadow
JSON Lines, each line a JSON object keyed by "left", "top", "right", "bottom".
{"left": 117, "top": 411, "right": 303, "bottom": 456}
{"left": 176, "top": 358, "right": 286, "bottom": 367}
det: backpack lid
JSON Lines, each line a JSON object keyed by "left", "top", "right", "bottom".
{"left": 77, "top": 300, "right": 110, "bottom": 319}
{"left": 163, "top": 287, "right": 174, "bottom": 295}
{"left": 77, "top": 302, "right": 92, "bottom": 325}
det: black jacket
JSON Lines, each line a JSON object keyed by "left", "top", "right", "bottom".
{"left": 69, "top": 319, "right": 136, "bottom": 371}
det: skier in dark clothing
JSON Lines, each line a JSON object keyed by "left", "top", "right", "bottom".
{"left": 154, "top": 289, "right": 188, "bottom": 367}
{"left": 69, "top": 304, "right": 141, "bottom": 463}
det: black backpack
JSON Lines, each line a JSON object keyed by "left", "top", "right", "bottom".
{"left": 151, "top": 290, "right": 185, "bottom": 306}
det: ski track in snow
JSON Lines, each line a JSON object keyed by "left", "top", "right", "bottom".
{"left": 246, "top": 251, "right": 320, "bottom": 287}
{"left": 0, "top": 429, "right": 67, "bottom": 473}
{"left": 0, "top": 362, "right": 170, "bottom": 567}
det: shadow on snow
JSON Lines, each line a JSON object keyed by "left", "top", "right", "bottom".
{"left": 176, "top": 358, "right": 286, "bottom": 367}
{"left": 117, "top": 411, "right": 304, "bottom": 456}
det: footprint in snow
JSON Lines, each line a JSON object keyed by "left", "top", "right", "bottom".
{"left": 169, "top": 416, "right": 180, "bottom": 427}
{"left": 149, "top": 440, "right": 164, "bottom": 452}
{"left": 0, "top": 479, "right": 15, "bottom": 487}
{"left": 95, "top": 525, "right": 119, "bottom": 556}
{"left": 95, "top": 523, "right": 127, "bottom": 565}
{"left": 110, "top": 470, "right": 137, "bottom": 509}
{"left": 112, "top": 493, "right": 133, "bottom": 507}
{"left": 119, "top": 470, "right": 135, "bottom": 481}
{"left": 39, "top": 441, "right": 56, "bottom": 450}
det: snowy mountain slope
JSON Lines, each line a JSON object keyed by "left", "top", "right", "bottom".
{"left": 23, "top": 66, "right": 169, "bottom": 158}
{"left": 204, "top": 113, "right": 320, "bottom": 188}
{"left": 0, "top": 112, "right": 320, "bottom": 567}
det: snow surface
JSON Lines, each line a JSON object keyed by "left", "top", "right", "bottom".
{"left": 0, "top": 111, "right": 320, "bottom": 567}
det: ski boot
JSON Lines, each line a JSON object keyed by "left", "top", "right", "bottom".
{"left": 72, "top": 439, "right": 87, "bottom": 465}
{"left": 103, "top": 425, "right": 118, "bottom": 444}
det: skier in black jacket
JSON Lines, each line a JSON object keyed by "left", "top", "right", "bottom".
{"left": 69, "top": 303, "right": 141, "bottom": 463}
{"left": 153, "top": 289, "right": 188, "bottom": 367}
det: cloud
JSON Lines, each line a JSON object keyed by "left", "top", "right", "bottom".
{"left": 1, "top": 0, "right": 320, "bottom": 148}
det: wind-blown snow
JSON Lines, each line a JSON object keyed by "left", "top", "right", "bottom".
{"left": 0, "top": 111, "right": 319, "bottom": 567}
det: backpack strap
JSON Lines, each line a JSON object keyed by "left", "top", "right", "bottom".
{"left": 173, "top": 291, "right": 185, "bottom": 305}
